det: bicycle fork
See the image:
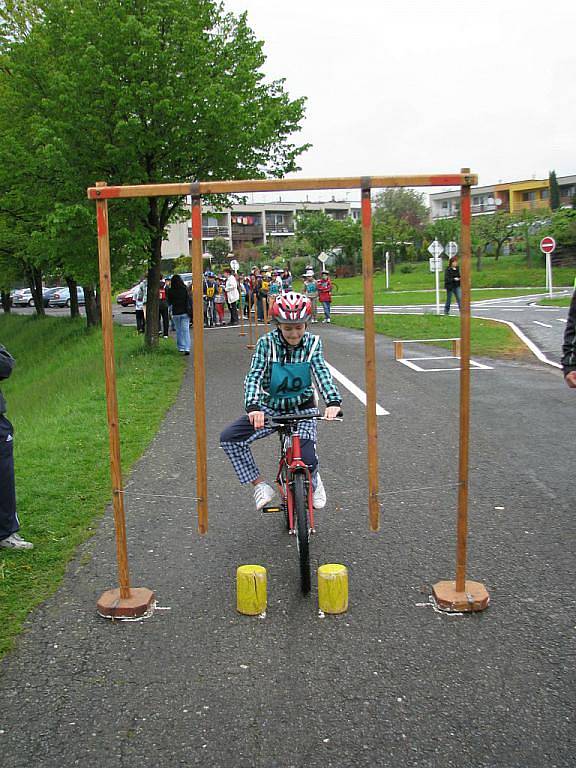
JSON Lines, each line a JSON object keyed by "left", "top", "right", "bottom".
{"left": 279, "top": 434, "right": 316, "bottom": 534}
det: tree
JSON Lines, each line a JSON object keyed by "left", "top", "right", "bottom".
{"left": 549, "top": 170, "right": 561, "bottom": 211}
{"left": 472, "top": 212, "right": 515, "bottom": 261}
{"left": 207, "top": 237, "right": 231, "bottom": 267}
{"left": 373, "top": 188, "right": 428, "bottom": 228}
{"left": 0, "top": 0, "right": 309, "bottom": 345}
{"left": 550, "top": 208, "right": 576, "bottom": 250}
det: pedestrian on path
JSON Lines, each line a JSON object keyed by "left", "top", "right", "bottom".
{"left": 302, "top": 269, "right": 318, "bottom": 322}
{"left": 223, "top": 268, "right": 239, "bottom": 325}
{"left": 561, "top": 289, "right": 576, "bottom": 388}
{"left": 158, "top": 276, "right": 169, "bottom": 338}
{"left": 166, "top": 274, "right": 191, "bottom": 355}
{"left": 0, "top": 345, "right": 33, "bottom": 550}
{"left": 134, "top": 277, "right": 147, "bottom": 333}
{"left": 317, "top": 270, "right": 333, "bottom": 323}
{"left": 220, "top": 292, "right": 342, "bottom": 511}
{"left": 444, "top": 257, "right": 461, "bottom": 315}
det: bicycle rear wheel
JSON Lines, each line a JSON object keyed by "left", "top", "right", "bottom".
{"left": 293, "top": 472, "right": 311, "bottom": 594}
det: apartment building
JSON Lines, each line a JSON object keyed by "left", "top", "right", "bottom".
{"left": 162, "top": 200, "right": 361, "bottom": 261}
{"left": 429, "top": 174, "right": 576, "bottom": 221}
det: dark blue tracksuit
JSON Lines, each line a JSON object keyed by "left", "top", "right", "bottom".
{"left": 0, "top": 345, "right": 18, "bottom": 541}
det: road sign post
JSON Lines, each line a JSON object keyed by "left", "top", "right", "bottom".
{"left": 428, "top": 240, "right": 444, "bottom": 314}
{"left": 540, "top": 237, "right": 556, "bottom": 298}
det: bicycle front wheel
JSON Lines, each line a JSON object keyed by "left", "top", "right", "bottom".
{"left": 293, "top": 472, "right": 311, "bottom": 594}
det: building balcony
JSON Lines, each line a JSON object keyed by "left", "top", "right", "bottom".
{"left": 187, "top": 226, "right": 229, "bottom": 239}
{"left": 265, "top": 223, "right": 295, "bottom": 235}
{"left": 231, "top": 225, "right": 263, "bottom": 238}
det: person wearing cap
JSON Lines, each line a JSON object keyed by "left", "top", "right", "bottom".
{"left": 302, "top": 268, "right": 318, "bottom": 323}
{"left": 223, "top": 267, "right": 240, "bottom": 325}
{"left": 220, "top": 292, "right": 342, "bottom": 511}
{"left": 281, "top": 268, "right": 292, "bottom": 293}
{"left": 317, "top": 270, "right": 333, "bottom": 323}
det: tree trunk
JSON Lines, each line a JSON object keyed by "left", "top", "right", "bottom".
{"left": 27, "top": 266, "right": 45, "bottom": 316}
{"left": 83, "top": 285, "right": 100, "bottom": 327}
{"left": 65, "top": 276, "right": 80, "bottom": 318}
{"left": 1, "top": 291, "right": 11, "bottom": 313}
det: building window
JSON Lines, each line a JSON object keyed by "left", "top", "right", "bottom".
{"left": 541, "top": 189, "right": 549, "bottom": 200}
{"left": 522, "top": 191, "right": 536, "bottom": 201}
{"left": 442, "top": 201, "right": 448, "bottom": 209}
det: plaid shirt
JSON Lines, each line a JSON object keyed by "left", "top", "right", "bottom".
{"left": 244, "top": 329, "right": 341, "bottom": 413}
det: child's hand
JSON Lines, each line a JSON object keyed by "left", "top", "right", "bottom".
{"left": 324, "top": 406, "right": 341, "bottom": 420}
{"left": 248, "top": 411, "right": 266, "bottom": 429}
{"left": 566, "top": 371, "right": 576, "bottom": 388}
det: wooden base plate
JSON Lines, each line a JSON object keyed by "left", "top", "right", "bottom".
{"left": 97, "top": 587, "right": 155, "bottom": 619}
{"left": 431, "top": 580, "right": 490, "bottom": 613}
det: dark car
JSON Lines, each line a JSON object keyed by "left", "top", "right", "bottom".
{"left": 43, "top": 287, "right": 66, "bottom": 307}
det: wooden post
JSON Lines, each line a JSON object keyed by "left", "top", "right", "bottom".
{"left": 452, "top": 338, "right": 461, "bottom": 358}
{"left": 253, "top": 292, "right": 259, "bottom": 341}
{"left": 393, "top": 341, "right": 403, "bottom": 360}
{"left": 263, "top": 296, "right": 269, "bottom": 329}
{"left": 432, "top": 169, "right": 489, "bottom": 612}
{"left": 191, "top": 194, "right": 209, "bottom": 534}
{"left": 94, "top": 181, "right": 154, "bottom": 619}
{"left": 361, "top": 182, "right": 380, "bottom": 532}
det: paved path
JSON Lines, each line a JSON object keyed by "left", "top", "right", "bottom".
{"left": 0, "top": 322, "right": 574, "bottom": 767}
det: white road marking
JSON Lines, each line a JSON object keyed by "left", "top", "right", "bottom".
{"left": 398, "top": 356, "right": 493, "bottom": 373}
{"left": 326, "top": 362, "right": 389, "bottom": 415}
{"left": 558, "top": 318, "right": 568, "bottom": 324}
{"left": 533, "top": 320, "right": 553, "bottom": 328}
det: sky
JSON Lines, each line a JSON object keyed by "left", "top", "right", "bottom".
{"left": 223, "top": 0, "right": 575, "bottom": 203}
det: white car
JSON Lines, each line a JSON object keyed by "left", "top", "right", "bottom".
{"left": 11, "top": 289, "right": 33, "bottom": 306}
{"left": 48, "top": 287, "right": 85, "bottom": 307}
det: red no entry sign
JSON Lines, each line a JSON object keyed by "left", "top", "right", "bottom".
{"left": 540, "top": 236, "right": 556, "bottom": 254}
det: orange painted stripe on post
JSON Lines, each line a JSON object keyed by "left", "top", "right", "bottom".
{"left": 461, "top": 191, "right": 472, "bottom": 226}
{"left": 88, "top": 186, "right": 122, "bottom": 200}
{"left": 97, "top": 206, "right": 108, "bottom": 237}
{"left": 362, "top": 196, "right": 372, "bottom": 222}
{"left": 192, "top": 203, "right": 202, "bottom": 237}
{"left": 428, "top": 175, "right": 470, "bottom": 186}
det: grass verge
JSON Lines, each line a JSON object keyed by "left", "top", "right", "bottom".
{"left": 332, "top": 287, "right": 545, "bottom": 306}
{"left": 0, "top": 315, "right": 185, "bottom": 658}
{"left": 332, "top": 314, "right": 529, "bottom": 358}
{"left": 537, "top": 297, "right": 572, "bottom": 307}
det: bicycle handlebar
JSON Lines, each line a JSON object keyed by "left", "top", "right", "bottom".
{"left": 266, "top": 411, "right": 343, "bottom": 426}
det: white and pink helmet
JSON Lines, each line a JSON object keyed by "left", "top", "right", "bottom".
{"left": 270, "top": 292, "right": 312, "bottom": 324}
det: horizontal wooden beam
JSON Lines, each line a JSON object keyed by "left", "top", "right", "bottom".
{"left": 87, "top": 173, "right": 478, "bottom": 200}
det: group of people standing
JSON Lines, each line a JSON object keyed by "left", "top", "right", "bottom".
{"left": 240, "top": 266, "right": 333, "bottom": 324}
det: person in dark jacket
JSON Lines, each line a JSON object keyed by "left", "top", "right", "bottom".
{"left": 166, "top": 274, "right": 191, "bottom": 355}
{"left": 561, "top": 289, "right": 576, "bottom": 388}
{"left": 444, "top": 256, "right": 461, "bottom": 315}
{"left": 0, "top": 345, "right": 33, "bottom": 549}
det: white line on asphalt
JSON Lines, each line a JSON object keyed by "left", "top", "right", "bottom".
{"left": 398, "top": 356, "right": 494, "bottom": 372}
{"left": 326, "top": 362, "right": 389, "bottom": 415}
{"left": 558, "top": 318, "right": 568, "bottom": 324}
{"left": 474, "top": 315, "right": 562, "bottom": 369}
{"left": 533, "top": 321, "right": 553, "bottom": 328}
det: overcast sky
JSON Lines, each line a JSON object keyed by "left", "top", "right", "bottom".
{"left": 223, "top": 0, "right": 574, "bottom": 202}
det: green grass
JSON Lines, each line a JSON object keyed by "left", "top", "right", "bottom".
{"left": 294, "top": 254, "right": 575, "bottom": 302}
{"left": 0, "top": 315, "right": 185, "bottom": 658}
{"left": 537, "top": 296, "right": 573, "bottom": 307}
{"left": 332, "top": 287, "right": 544, "bottom": 306}
{"left": 332, "top": 314, "right": 529, "bottom": 359}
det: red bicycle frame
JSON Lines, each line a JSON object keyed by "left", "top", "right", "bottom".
{"left": 275, "top": 432, "right": 315, "bottom": 532}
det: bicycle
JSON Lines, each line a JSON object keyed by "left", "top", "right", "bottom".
{"left": 203, "top": 296, "right": 215, "bottom": 327}
{"left": 262, "top": 411, "right": 341, "bottom": 594}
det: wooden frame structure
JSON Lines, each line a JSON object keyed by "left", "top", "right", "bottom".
{"left": 88, "top": 169, "right": 488, "bottom": 617}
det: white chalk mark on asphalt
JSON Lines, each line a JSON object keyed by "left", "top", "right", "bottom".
{"left": 533, "top": 321, "right": 553, "bottom": 328}
{"left": 326, "top": 362, "right": 389, "bottom": 415}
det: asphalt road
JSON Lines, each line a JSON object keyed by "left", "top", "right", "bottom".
{"left": 0, "top": 317, "right": 573, "bottom": 767}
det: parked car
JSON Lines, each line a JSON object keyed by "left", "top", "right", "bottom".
{"left": 116, "top": 283, "right": 140, "bottom": 307}
{"left": 42, "top": 286, "right": 66, "bottom": 307}
{"left": 11, "top": 288, "right": 33, "bottom": 306}
{"left": 48, "top": 287, "right": 85, "bottom": 307}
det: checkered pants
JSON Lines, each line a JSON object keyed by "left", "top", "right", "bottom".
{"left": 220, "top": 406, "right": 318, "bottom": 485}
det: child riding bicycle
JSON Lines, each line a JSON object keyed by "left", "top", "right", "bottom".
{"left": 220, "top": 292, "right": 342, "bottom": 510}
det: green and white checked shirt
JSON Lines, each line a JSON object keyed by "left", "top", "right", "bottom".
{"left": 244, "top": 329, "right": 342, "bottom": 414}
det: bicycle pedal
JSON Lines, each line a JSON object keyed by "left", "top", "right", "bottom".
{"left": 261, "top": 505, "right": 282, "bottom": 514}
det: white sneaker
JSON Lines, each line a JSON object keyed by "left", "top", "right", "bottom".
{"left": 253, "top": 482, "right": 275, "bottom": 511}
{"left": 313, "top": 474, "right": 327, "bottom": 509}
{"left": 0, "top": 532, "right": 34, "bottom": 550}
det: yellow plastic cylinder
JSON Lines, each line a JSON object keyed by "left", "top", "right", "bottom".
{"left": 236, "top": 565, "right": 267, "bottom": 615}
{"left": 318, "top": 564, "right": 349, "bottom": 614}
